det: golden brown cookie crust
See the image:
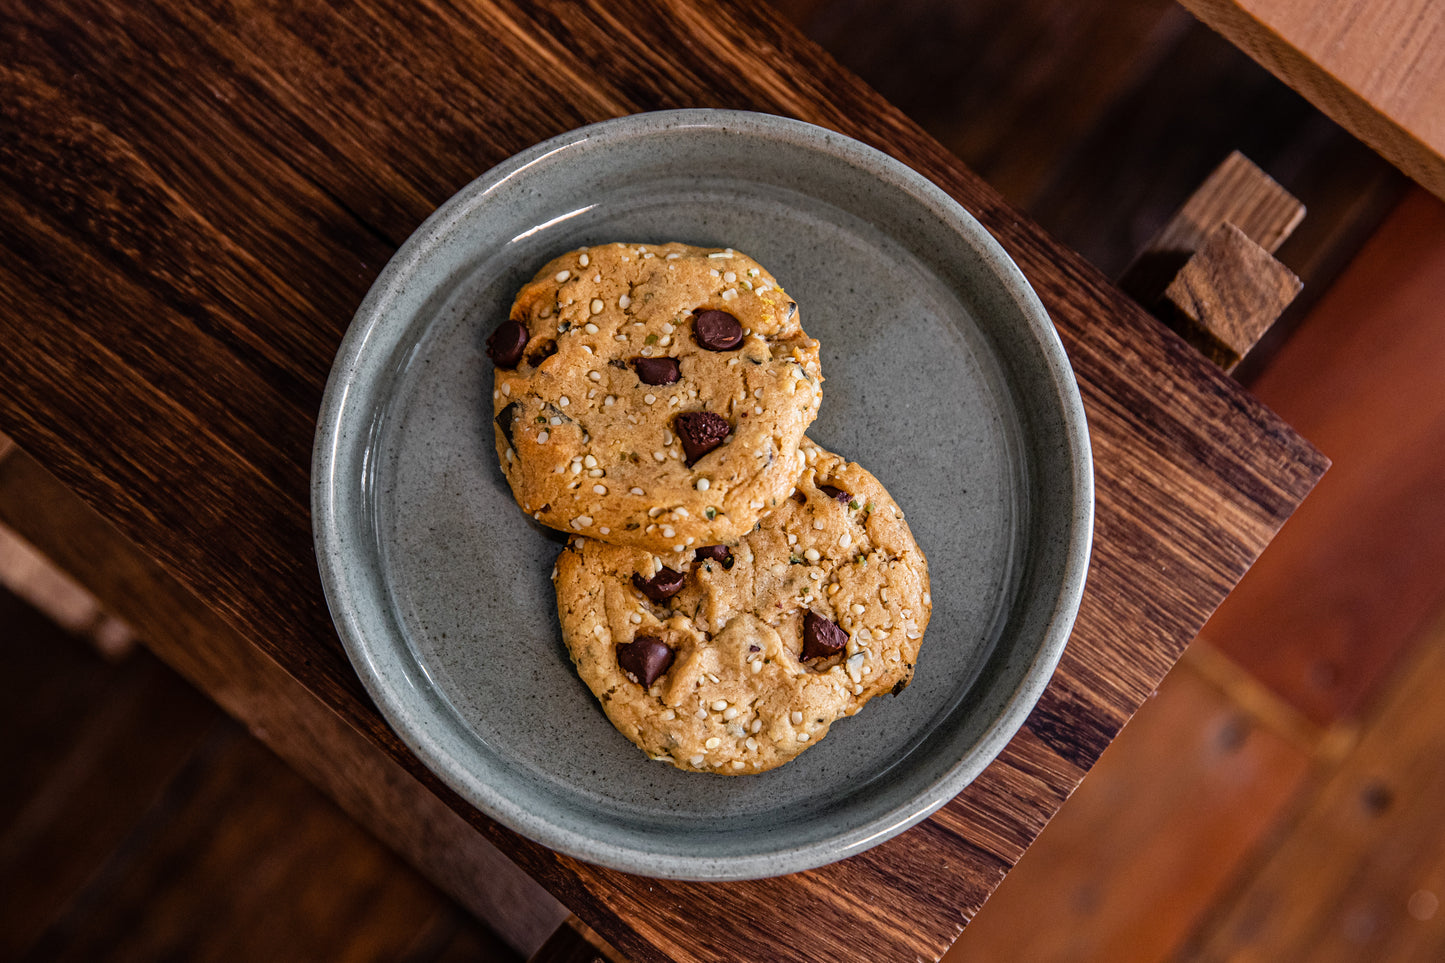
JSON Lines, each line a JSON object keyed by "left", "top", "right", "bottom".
{"left": 553, "top": 441, "right": 931, "bottom": 774}
{"left": 490, "top": 242, "right": 822, "bottom": 552}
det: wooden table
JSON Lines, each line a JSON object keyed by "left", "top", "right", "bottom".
{"left": 0, "top": 1, "right": 1328, "bottom": 960}
{"left": 1181, "top": 0, "right": 1445, "bottom": 200}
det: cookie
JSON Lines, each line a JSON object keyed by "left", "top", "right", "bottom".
{"left": 487, "top": 242, "right": 822, "bottom": 553}
{"left": 553, "top": 441, "right": 931, "bottom": 774}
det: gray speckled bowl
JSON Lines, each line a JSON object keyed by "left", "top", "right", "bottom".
{"left": 312, "top": 110, "right": 1092, "bottom": 880}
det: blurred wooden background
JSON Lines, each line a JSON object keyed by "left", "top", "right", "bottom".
{"left": 5, "top": 0, "right": 1445, "bottom": 960}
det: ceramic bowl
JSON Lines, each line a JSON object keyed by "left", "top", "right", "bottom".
{"left": 312, "top": 110, "right": 1093, "bottom": 880}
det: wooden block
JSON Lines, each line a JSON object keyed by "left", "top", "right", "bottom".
{"left": 1119, "top": 150, "right": 1306, "bottom": 309}
{"left": 1185, "top": 612, "right": 1445, "bottom": 960}
{"left": 945, "top": 653, "right": 1311, "bottom": 963}
{"left": 1163, "top": 221, "right": 1302, "bottom": 370}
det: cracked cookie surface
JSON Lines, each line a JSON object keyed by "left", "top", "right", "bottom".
{"left": 488, "top": 242, "right": 822, "bottom": 552}
{"left": 553, "top": 441, "right": 931, "bottom": 774}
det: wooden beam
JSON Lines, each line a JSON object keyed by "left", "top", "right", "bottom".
{"left": 0, "top": 448, "right": 569, "bottom": 957}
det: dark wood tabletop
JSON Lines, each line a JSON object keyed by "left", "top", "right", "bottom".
{"left": 0, "top": 1, "right": 1328, "bottom": 960}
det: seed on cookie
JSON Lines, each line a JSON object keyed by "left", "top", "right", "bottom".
{"left": 692, "top": 309, "right": 744, "bottom": 351}
{"left": 485, "top": 319, "right": 529, "bottom": 368}
{"left": 818, "top": 484, "right": 852, "bottom": 504}
{"left": 617, "top": 635, "right": 675, "bottom": 687}
{"left": 633, "top": 357, "right": 681, "bottom": 385}
{"left": 632, "top": 567, "right": 685, "bottom": 601}
{"left": 675, "top": 411, "right": 731, "bottom": 466}
{"left": 801, "top": 611, "right": 848, "bottom": 661}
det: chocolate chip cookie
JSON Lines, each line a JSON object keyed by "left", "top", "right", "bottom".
{"left": 552, "top": 441, "right": 931, "bottom": 774}
{"left": 487, "top": 242, "right": 822, "bottom": 553}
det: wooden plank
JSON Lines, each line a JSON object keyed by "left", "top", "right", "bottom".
{"left": 1201, "top": 188, "right": 1445, "bottom": 724}
{"left": 0, "top": 591, "right": 217, "bottom": 960}
{"left": 1184, "top": 610, "right": 1445, "bottom": 961}
{"left": 0, "top": 2, "right": 1328, "bottom": 961}
{"left": 1162, "top": 221, "right": 1302, "bottom": 370}
{"left": 30, "top": 728, "right": 514, "bottom": 963}
{"left": 946, "top": 651, "right": 1312, "bottom": 962}
{"left": 0, "top": 449, "right": 570, "bottom": 958}
{"left": 779, "top": 0, "right": 1193, "bottom": 208}
{"left": 1180, "top": 0, "right": 1445, "bottom": 201}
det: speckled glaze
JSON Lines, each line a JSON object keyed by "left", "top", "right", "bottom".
{"left": 312, "top": 110, "right": 1093, "bottom": 881}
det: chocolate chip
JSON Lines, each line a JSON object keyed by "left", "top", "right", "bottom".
{"left": 692, "top": 309, "right": 744, "bottom": 351}
{"left": 494, "top": 402, "right": 519, "bottom": 448}
{"left": 486, "top": 319, "right": 528, "bottom": 368}
{"left": 675, "top": 411, "right": 730, "bottom": 465}
{"left": 633, "top": 357, "right": 680, "bottom": 385}
{"left": 526, "top": 338, "right": 557, "bottom": 367}
{"left": 891, "top": 678, "right": 909, "bottom": 696}
{"left": 617, "top": 635, "right": 675, "bottom": 687}
{"left": 801, "top": 611, "right": 847, "bottom": 661}
{"left": 632, "top": 567, "right": 684, "bottom": 602}
{"left": 818, "top": 484, "right": 852, "bottom": 504}
{"left": 694, "top": 544, "right": 734, "bottom": 569}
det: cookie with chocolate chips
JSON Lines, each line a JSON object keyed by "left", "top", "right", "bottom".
{"left": 488, "top": 242, "right": 822, "bottom": 552}
{"left": 552, "top": 440, "right": 931, "bottom": 774}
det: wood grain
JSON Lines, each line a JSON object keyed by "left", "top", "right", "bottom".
{"left": 0, "top": 1, "right": 1327, "bottom": 960}
{"left": 1185, "top": 611, "right": 1445, "bottom": 961}
{"left": 1180, "top": 0, "right": 1445, "bottom": 200}
{"left": 1163, "top": 221, "right": 1302, "bottom": 370}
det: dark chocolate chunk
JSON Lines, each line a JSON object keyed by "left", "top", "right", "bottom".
{"left": 692, "top": 309, "right": 744, "bottom": 351}
{"left": 633, "top": 356, "right": 681, "bottom": 385}
{"left": 891, "top": 678, "right": 909, "bottom": 696}
{"left": 694, "top": 544, "right": 734, "bottom": 569}
{"left": 485, "top": 318, "right": 528, "bottom": 368}
{"left": 632, "top": 567, "right": 684, "bottom": 601}
{"left": 675, "top": 411, "right": 731, "bottom": 465}
{"left": 526, "top": 338, "right": 557, "bottom": 367}
{"left": 617, "top": 635, "right": 675, "bottom": 687}
{"left": 818, "top": 484, "right": 852, "bottom": 504}
{"left": 494, "top": 402, "right": 519, "bottom": 448}
{"left": 801, "top": 611, "right": 847, "bottom": 661}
